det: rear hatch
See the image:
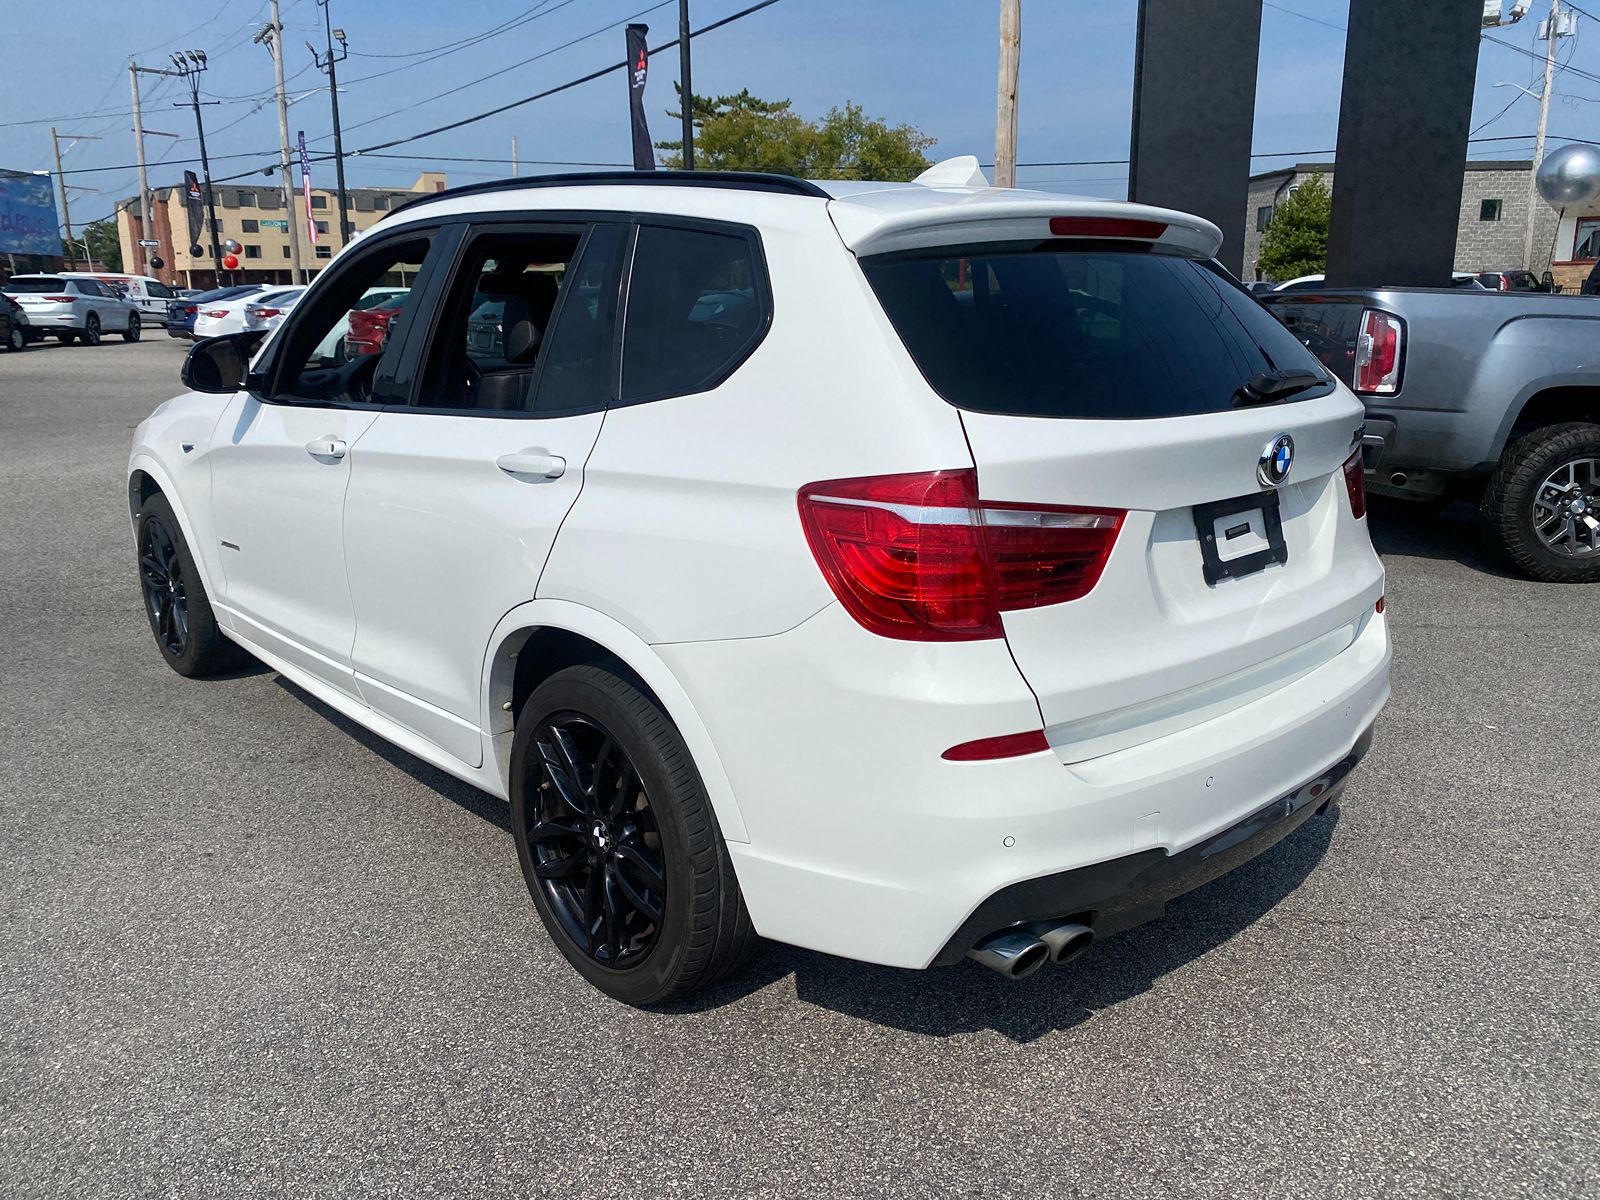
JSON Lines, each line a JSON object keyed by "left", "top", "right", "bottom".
{"left": 852, "top": 213, "right": 1379, "bottom": 760}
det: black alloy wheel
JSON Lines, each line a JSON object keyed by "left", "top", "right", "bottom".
{"left": 526, "top": 713, "right": 666, "bottom": 969}
{"left": 82, "top": 313, "right": 101, "bottom": 345}
{"left": 139, "top": 514, "right": 189, "bottom": 658}
{"left": 123, "top": 312, "right": 141, "bottom": 342}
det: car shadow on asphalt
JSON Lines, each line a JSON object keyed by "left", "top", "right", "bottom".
{"left": 1366, "top": 501, "right": 1519, "bottom": 579}
{"left": 271, "top": 681, "right": 1340, "bottom": 1045}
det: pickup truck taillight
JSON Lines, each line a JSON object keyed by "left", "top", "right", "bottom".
{"left": 797, "top": 469, "right": 1124, "bottom": 641}
{"left": 1355, "top": 309, "right": 1403, "bottom": 394}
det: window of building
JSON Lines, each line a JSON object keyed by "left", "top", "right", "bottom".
{"left": 244, "top": 245, "right": 262, "bottom": 259}
{"left": 311, "top": 194, "right": 328, "bottom": 209}
{"left": 1576, "top": 218, "right": 1600, "bottom": 260}
{"left": 315, "top": 220, "right": 330, "bottom": 235}
{"left": 1255, "top": 205, "right": 1273, "bottom": 232}
{"left": 241, "top": 218, "right": 260, "bottom": 233}
{"left": 237, "top": 191, "right": 256, "bottom": 208}
{"left": 282, "top": 246, "right": 292, "bottom": 258}
{"left": 315, "top": 245, "right": 332, "bottom": 259}
{"left": 1479, "top": 198, "right": 1503, "bottom": 222}
{"left": 374, "top": 195, "right": 391, "bottom": 211}
{"left": 620, "top": 223, "right": 767, "bottom": 403}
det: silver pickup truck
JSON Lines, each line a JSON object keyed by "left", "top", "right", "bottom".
{"left": 1262, "top": 288, "right": 1600, "bottom": 583}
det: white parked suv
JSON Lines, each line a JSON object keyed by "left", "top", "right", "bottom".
{"left": 129, "top": 163, "right": 1390, "bottom": 1004}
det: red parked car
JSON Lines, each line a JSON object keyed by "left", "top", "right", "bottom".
{"left": 343, "top": 288, "right": 411, "bottom": 357}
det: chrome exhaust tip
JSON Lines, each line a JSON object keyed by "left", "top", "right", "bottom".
{"left": 1025, "top": 920, "right": 1095, "bottom": 964}
{"left": 966, "top": 930, "right": 1050, "bottom": 979}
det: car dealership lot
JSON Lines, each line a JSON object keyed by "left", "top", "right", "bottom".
{"left": 1, "top": 340, "right": 1594, "bottom": 1198}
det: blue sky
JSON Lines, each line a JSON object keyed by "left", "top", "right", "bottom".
{"left": 3, "top": 0, "right": 1599, "bottom": 226}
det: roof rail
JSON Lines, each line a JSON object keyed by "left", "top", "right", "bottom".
{"left": 387, "top": 170, "right": 831, "bottom": 219}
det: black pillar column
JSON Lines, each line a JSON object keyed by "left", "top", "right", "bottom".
{"left": 1128, "top": 0, "right": 1263, "bottom": 276}
{"left": 1326, "top": 0, "right": 1481, "bottom": 287}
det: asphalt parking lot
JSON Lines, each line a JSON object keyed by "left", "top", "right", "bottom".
{"left": 1, "top": 336, "right": 1595, "bottom": 1199}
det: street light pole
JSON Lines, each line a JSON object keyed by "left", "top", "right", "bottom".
{"left": 171, "top": 51, "right": 226, "bottom": 284}
{"left": 1526, "top": 0, "right": 1567, "bottom": 271}
{"left": 311, "top": 0, "right": 352, "bottom": 244}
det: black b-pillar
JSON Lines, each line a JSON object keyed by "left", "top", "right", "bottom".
{"left": 1128, "top": 0, "right": 1263, "bottom": 277}
{"left": 1326, "top": 0, "right": 1482, "bottom": 287}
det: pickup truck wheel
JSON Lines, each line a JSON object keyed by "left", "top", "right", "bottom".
{"left": 1480, "top": 422, "right": 1600, "bottom": 582}
{"left": 509, "top": 665, "right": 758, "bottom": 1005}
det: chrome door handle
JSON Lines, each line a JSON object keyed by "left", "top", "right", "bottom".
{"left": 305, "top": 437, "right": 347, "bottom": 460}
{"left": 496, "top": 451, "right": 566, "bottom": 479}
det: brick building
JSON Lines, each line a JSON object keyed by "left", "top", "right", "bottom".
{"left": 1242, "top": 160, "right": 1582, "bottom": 287}
{"left": 115, "top": 171, "right": 447, "bottom": 289}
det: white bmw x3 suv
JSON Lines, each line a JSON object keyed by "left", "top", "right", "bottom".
{"left": 129, "top": 162, "right": 1390, "bottom": 1004}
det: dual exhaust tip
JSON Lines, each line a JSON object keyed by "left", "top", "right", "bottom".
{"left": 966, "top": 921, "right": 1094, "bottom": 979}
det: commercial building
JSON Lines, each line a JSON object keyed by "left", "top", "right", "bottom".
{"left": 1242, "top": 159, "right": 1595, "bottom": 289}
{"left": 115, "top": 171, "right": 447, "bottom": 289}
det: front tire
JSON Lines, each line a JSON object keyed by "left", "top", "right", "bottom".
{"left": 122, "top": 312, "right": 141, "bottom": 342}
{"left": 82, "top": 314, "right": 101, "bottom": 346}
{"left": 1479, "top": 422, "right": 1600, "bottom": 582}
{"left": 135, "top": 492, "right": 250, "bottom": 675}
{"left": 509, "top": 665, "right": 758, "bottom": 1005}
{"left": 5, "top": 325, "right": 23, "bottom": 352}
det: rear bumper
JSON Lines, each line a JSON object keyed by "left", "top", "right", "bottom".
{"left": 930, "top": 724, "right": 1373, "bottom": 965}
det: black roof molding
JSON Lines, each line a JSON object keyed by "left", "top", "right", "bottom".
{"left": 387, "top": 170, "right": 831, "bottom": 219}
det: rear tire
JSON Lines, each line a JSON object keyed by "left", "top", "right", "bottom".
{"left": 510, "top": 665, "right": 758, "bottom": 1005}
{"left": 122, "top": 313, "right": 141, "bottom": 342}
{"left": 135, "top": 492, "right": 251, "bottom": 676}
{"left": 82, "top": 314, "right": 101, "bottom": 346}
{"left": 1479, "top": 422, "right": 1600, "bottom": 582}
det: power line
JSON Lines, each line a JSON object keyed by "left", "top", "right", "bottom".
{"left": 1262, "top": 1, "right": 1346, "bottom": 33}
{"left": 337, "top": 0, "right": 584, "bottom": 85}
{"left": 1484, "top": 30, "right": 1600, "bottom": 86}
{"left": 345, "top": 1, "right": 559, "bottom": 57}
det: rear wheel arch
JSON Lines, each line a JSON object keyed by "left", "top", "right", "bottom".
{"left": 480, "top": 603, "right": 749, "bottom": 844}
{"left": 1499, "top": 385, "right": 1600, "bottom": 454}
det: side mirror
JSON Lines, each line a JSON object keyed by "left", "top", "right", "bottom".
{"left": 182, "top": 330, "right": 266, "bottom": 394}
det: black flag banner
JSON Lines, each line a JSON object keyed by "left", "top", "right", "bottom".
{"left": 183, "top": 171, "right": 205, "bottom": 256}
{"left": 626, "top": 24, "right": 655, "bottom": 171}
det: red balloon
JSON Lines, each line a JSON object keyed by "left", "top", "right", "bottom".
{"left": 222, "top": 254, "right": 239, "bottom": 270}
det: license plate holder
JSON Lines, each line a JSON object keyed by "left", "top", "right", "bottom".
{"left": 1193, "top": 491, "right": 1288, "bottom": 586}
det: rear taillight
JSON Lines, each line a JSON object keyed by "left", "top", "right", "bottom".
{"left": 41, "top": 295, "right": 74, "bottom": 303}
{"left": 797, "top": 469, "right": 1124, "bottom": 641}
{"left": 1342, "top": 448, "right": 1367, "bottom": 519}
{"left": 202, "top": 309, "right": 229, "bottom": 318}
{"left": 250, "top": 307, "right": 280, "bottom": 320}
{"left": 1354, "top": 309, "right": 1403, "bottom": 394}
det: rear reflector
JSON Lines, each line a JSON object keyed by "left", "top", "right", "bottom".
{"left": 1375, "top": 594, "right": 1385, "bottom": 614}
{"left": 1355, "top": 309, "right": 1403, "bottom": 394}
{"left": 798, "top": 468, "right": 1124, "bottom": 641}
{"left": 942, "top": 730, "right": 1051, "bottom": 762}
{"left": 1342, "top": 448, "right": 1367, "bottom": 519}
{"left": 1049, "top": 216, "right": 1168, "bottom": 240}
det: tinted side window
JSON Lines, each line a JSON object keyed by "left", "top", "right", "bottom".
{"left": 619, "top": 223, "right": 766, "bottom": 402}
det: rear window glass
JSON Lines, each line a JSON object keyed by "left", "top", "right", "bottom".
{"left": 862, "top": 248, "right": 1332, "bottom": 419}
{"left": 1262, "top": 299, "right": 1365, "bottom": 387}
{"left": 5, "top": 278, "right": 66, "bottom": 293}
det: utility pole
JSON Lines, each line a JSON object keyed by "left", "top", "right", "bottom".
{"left": 511, "top": 135, "right": 520, "bottom": 176}
{"left": 171, "top": 51, "right": 226, "bottom": 284}
{"left": 50, "top": 129, "right": 76, "bottom": 269}
{"left": 310, "top": 0, "right": 351, "bottom": 243}
{"left": 995, "top": 0, "right": 1021, "bottom": 188}
{"left": 1526, "top": 0, "right": 1567, "bottom": 271}
{"left": 130, "top": 65, "right": 153, "bottom": 275}
{"left": 678, "top": 0, "right": 695, "bottom": 169}
{"left": 131, "top": 63, "right": 179, "bottom": 279}
{"left": 257, "top": 4, "right": 305, "bottom": 284}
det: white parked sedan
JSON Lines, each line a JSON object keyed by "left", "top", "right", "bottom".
{"left": 242, "top": 286, "right": 306, "bottom": 332}
{"left": 192, "top": 287, "right": 303, "bottom": 340}
{"left": 129, "top": 162, "right": 1389, "bottom": 1005}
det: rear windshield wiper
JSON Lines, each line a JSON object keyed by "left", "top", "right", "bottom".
{"left": 1232, "top": 368, "right": 1328, "bottom": 408}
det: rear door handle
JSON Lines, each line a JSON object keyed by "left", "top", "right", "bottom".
{"left": 496, "top": 451, "right": 566, "bottom": 479}
{"left": 305, "top": 437, "right": 347, "bottom": 460}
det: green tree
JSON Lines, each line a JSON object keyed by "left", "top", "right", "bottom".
{"left": 656, "top": 87, "right": 934, "bottom": 180}
{"left": 1257, "top": 173, "right": 1330, "bottom": 281}
{"left": 65, "top": 217, "right": 122, "bottom": 272}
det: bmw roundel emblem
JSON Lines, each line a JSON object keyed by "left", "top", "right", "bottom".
{"left": 1258, "top": 434, "right": 1295, "bottom": 488}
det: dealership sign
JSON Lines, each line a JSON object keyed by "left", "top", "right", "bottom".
{"left": 0, "top": 170, "right": 61, "bottom": 256}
